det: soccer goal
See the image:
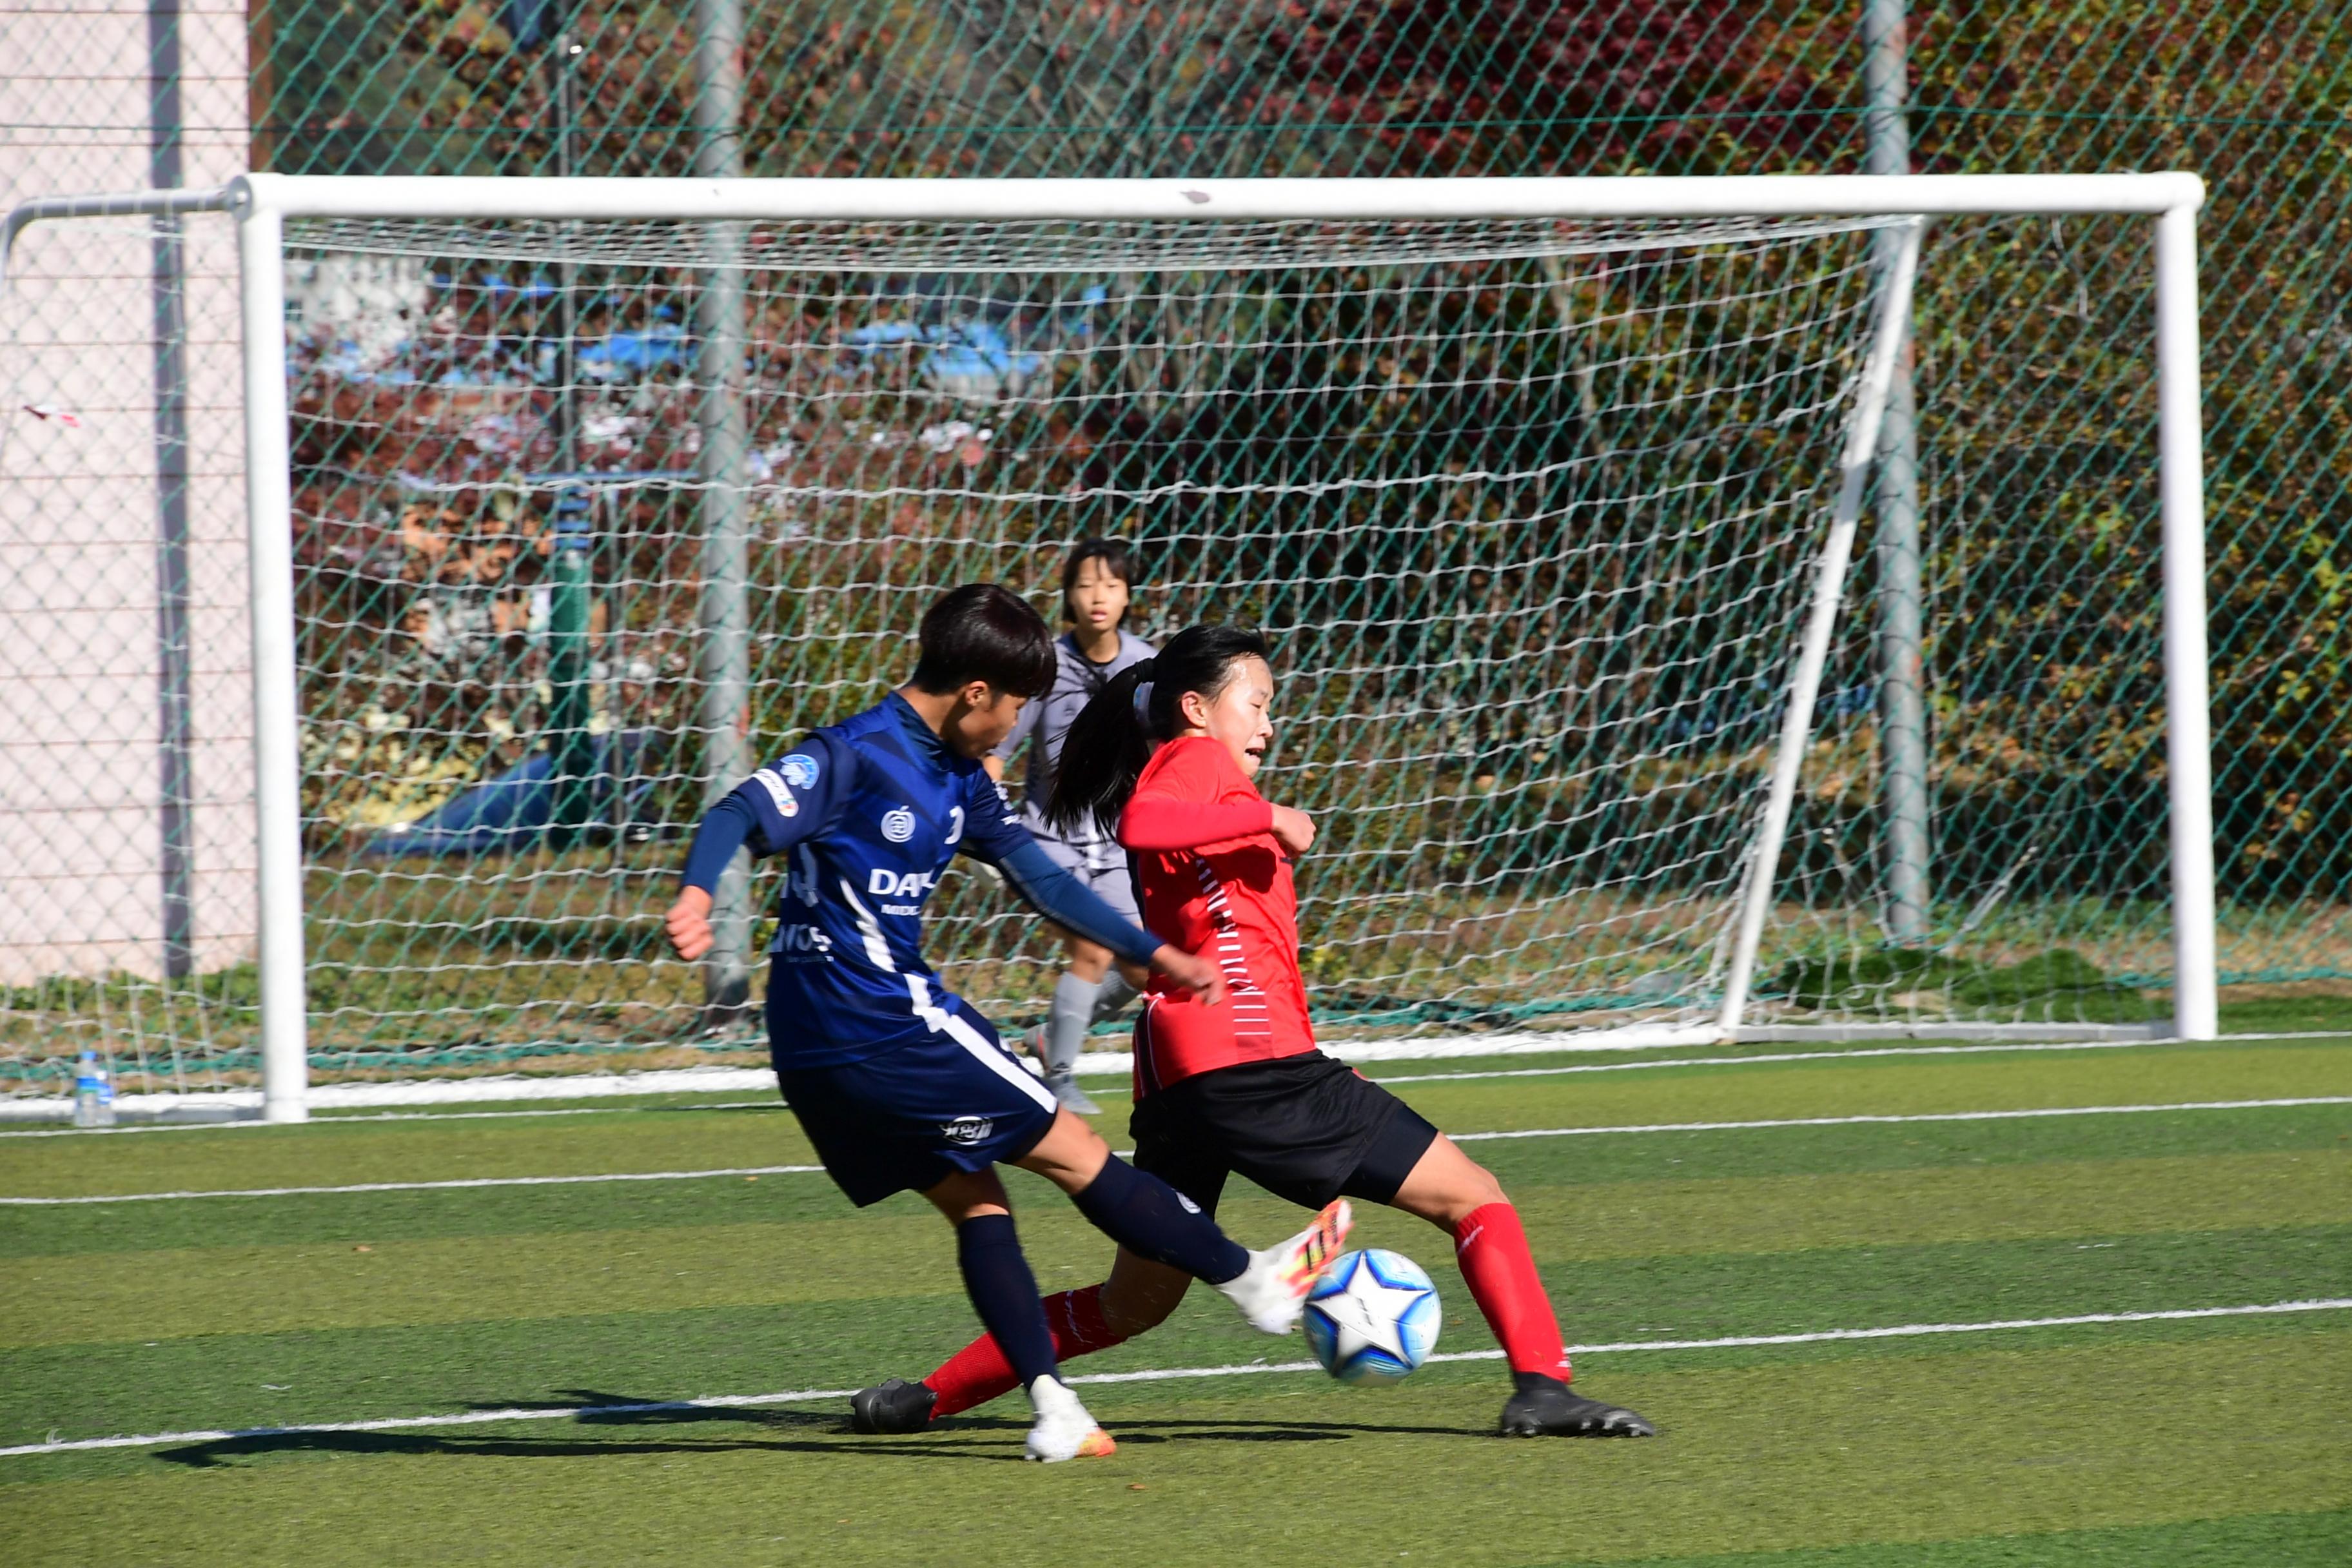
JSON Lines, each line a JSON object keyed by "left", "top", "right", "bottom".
{"left": 0, "top": 173, "right": 2213, "bottom": 1120}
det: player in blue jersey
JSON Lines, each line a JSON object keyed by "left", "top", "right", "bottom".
{"left": 664, "top": 583, "right": 1350, "bottom": 1462}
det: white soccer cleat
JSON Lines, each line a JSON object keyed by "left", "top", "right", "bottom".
{"left": 1023, "top": 1375, "right": 1116, "bottom": 1463}
{"left": 1215, "top": 1198, "right": 1355, "bottom": 1335}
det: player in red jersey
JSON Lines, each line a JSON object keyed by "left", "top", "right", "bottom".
{"left": 850, "top": 625, "right": 1653, "bottom": 1440}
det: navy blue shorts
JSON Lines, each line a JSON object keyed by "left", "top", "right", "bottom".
{"left": 774, "top": 996, "right": 1060, "bottom": 1208}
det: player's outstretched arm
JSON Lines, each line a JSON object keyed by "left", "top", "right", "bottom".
{"left": 665, "top": 740, "right": 852, "bottom": 962}
{"left": 665, "top": 795, "right": 760, "bottom": 961}
{"left": 988, "top": 837, "right": 1226, "bottom": 1008}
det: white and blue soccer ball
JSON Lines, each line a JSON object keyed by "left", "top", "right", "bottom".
{"left": 1302, "top": 1248, "right": 1442, "bottom": 1385}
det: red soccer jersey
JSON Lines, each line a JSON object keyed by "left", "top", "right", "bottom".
{"left": 1120, "top": 736, "right": 1317, "bottom": 1094}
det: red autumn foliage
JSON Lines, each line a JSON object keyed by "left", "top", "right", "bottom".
{"left": 1261, "top": 1, "right": 1838, "bottom": 173}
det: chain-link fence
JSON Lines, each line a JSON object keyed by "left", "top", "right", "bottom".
{"left": 4, "top": 3, "right": 2346, "bottom": 1091}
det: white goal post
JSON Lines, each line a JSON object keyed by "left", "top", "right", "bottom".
{"left": 2, "top": 172, "right": 2213, "bottom": 1123}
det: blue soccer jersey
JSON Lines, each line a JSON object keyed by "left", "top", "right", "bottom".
{"left": 683, "top": 692, "right": 1160, "bottom": 1068}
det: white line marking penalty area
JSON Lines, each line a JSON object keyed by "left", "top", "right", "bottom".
{"left": 4, "top": 1298, "right": 2344, "bottom": 1460}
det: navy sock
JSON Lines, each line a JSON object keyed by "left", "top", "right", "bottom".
{"left": 955, "top": 1213, "right": 1059, "bottom": 1389}
{"left": 1071, "top": 1155, "right": 1251, "bottom": 1284}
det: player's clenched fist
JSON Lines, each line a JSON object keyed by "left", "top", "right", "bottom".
{"left": 665, "top": 885, "right": 715, "bottom": 961}
{"left": 1269, "top": 804, "right": 1315, "bottom": 856}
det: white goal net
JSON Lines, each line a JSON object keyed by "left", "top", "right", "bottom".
{"left": 0, "top": 181, "right": 2213, "bottom": 1104}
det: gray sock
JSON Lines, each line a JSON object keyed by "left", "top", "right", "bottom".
{"left": 1048, "top": 972, "right": 1101, "bottom": 1077}
{"left": 1090, "top": 972, "right": 1137, "bottom": 1026}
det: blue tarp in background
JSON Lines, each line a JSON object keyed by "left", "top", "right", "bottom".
{"left": 362, "top": 730, "right": 660, "bottom": 856}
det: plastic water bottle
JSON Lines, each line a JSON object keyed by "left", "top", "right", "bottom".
{"left": 72, "top": 1050, "right": 115, "bottom": 1129}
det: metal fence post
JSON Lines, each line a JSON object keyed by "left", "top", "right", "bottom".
{"left": 541, "top": 15, "right": 599, "bottom": 842}
{"left": 148, "top": 0, "right": 195, "bottom": 979}
{"left": 1865, "top": 0, "right": 1930, "bottom": 946}
{"left": 694, "top": 0, "right": 754, "bottom": 1019}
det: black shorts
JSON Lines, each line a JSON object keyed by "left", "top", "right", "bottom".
{"left": 1127, "top": 1052, "right": 1440, "bottom": 1219}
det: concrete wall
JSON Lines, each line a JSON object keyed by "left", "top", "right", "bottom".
{"left": 0, "top": 1, "right": 255, "bottom": 985}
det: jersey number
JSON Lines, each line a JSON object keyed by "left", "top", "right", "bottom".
{"left": 945, "top": 806, "right": 965, "bottom": 847}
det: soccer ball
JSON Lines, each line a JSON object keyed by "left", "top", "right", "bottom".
{"left": 1302, "top": 1248, "right": 1442, "bottom": 1384}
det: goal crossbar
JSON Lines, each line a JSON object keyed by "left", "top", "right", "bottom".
{"left": 1, "top": 173, "right": 2215, "bottom": 1122}
{"left": 1, "top": 173, "right": 2208, "bottom": 285}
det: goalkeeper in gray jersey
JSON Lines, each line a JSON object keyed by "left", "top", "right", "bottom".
{"left": 986, "top": 539, "right": 1155, "bottom": 1113}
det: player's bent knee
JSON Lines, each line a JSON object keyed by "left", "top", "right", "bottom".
{"left": 1015, "top": 1108, "right": 1114, "bottom": 1191}
{"left": 922, "top": 1168, "right": 1012, "bottom": 1224}
{"left": 1436, "top": 1162, "right": 1509, "bottom": 1220}
{"left": 1393, "top": 1135, "right": 1509, "bottom": 1226}
{"left": 1460, "top": 1158, "right": 1508, "bottom": 1210}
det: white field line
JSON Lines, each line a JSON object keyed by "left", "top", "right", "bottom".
{"left": 6, "top": 1031, "right": 2317, "bottom": 1138}
{"left": 6, "top": 1095, "right": 2347, "bottom": 1206}
{"left": 1444, "top": 1095, "right": 2352, "bottom": 1144}
{"left": 1081, "top": 1037, "right": 2227, "bottom": 1101}
{"left": 0, "top": 1065, "right": 785, "bottom": 1125}
{"left": 0, "top": 1102, "right": 799, "bottom": 1139}
{"left": 1329, "top": 1037, "right": 2192, "bottom": 1089}
{"left": 5, "top": 1297, "right": 2346, "bottom": 1461}
{"left": 24, "top": 1024, "right": 2342, "bottom": 1128}
{"left": 0, "top": 1165, "right": 822, "bottom": 1205}
{"left": 4, "top": 1030, "right": 1685, "bottom": 1124}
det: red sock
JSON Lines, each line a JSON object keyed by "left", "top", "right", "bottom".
{"left": 924, "top": 1284, "right": 1133, "bottom": 1416}
{"left": 1455, "top": 1202, "right": 1572, "bottom": 1383}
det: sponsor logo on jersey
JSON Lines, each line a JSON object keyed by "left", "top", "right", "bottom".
{"left": 769, "top": 923, "right": 834, "bottom": 956}
{"left": 867, "top": 868, "right": 938, "bottom": 900}
{"left": 780, "top": 752, "right": 819, "bottom": 790}
{"left": 881, "top": 806, "right": 916, "bottom": 843}
{"left": 940, "top": 1115, "right": 995, "bottom": 1147}
{"left": 749, "top": 767, "right": 798, "bottom": 817}
{"left": 868, "top": 866, "right": 936, "bottom": 917}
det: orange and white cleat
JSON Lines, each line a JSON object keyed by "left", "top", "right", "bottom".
{"left": 1023, "top": 1377, "right": 1117, "bottom": 1462}
{"left": 1217, "top": 1199, "right": 1355, "bottom": 1335}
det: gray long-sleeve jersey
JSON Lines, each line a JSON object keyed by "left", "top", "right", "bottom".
{"left": 993, "top": 629, "right": 1155, "bottom": 852}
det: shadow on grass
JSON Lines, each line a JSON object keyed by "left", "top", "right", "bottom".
{"left": 152, "top": 1389, "right": 1476, "bottom": 1469}
{"left": 927, "top": 1416, "right": 1465, "bottom": 1445}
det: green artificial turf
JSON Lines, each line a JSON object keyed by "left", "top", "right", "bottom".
{"left": 1, "top": 1035, "right": 2347, "bottom": 1565}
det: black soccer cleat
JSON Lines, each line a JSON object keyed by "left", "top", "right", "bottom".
{"left": 848, "top": 1377, "right": 937, "bottom": 1435}
{"left": 1498, "top": 1375, "right": 1655, "bottom": 1438}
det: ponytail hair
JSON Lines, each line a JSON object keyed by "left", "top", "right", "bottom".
{"left": 1045, "top": 624, "right": 1271, "bottom": 838}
